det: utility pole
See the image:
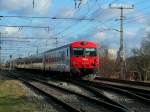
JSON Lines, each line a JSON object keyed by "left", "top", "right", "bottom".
{"left": 109, "top": 4, "right": 134, "bottom": 80}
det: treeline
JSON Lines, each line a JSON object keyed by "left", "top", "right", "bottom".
{"left": 127, "top": 33, "right": 150, "bottom": 81}
{"left": 99, "top": 32, "right": 150, "bottom": 81}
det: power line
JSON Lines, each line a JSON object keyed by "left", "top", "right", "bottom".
{"left": 1, "top": 36, "right": 62, "bottom": 40}
{"left": 0, "top": 49, "right": 19, "bottom": 50}
{"left": 1, "top": 40, "right": 30, "bottom": 42}
{"left": 52, "top": 0, "right": 116, "bottom": 38}
{"left": 0, "top": 25, "right": 50, "bottom": 29}
{"left": 51, "top": 6, "right": 96, "bottom": 37}
{"left": 0, "top": 15, "right": 95, "bottom": 21}
{"left": 122, "top": 1, "right": 150, "bottom": 19}
{"left": 125, "top": 9, "right": 150, "bottom": 23}
{"left": 47, "top": 0, "right": 95, "bottom": 36}
{"left": 125, "top": 15, "right": 150, "bottom": 24}
{"left": 73, "top": 1, "right": 122, "bottom": 35}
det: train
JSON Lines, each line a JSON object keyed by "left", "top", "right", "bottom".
{"left": 12, "top": 41, "right": 100, "bottom": 79}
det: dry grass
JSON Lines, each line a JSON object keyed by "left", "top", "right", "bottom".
{"left": 0, "top": 79, "right": 38, "bottom": 112}
{"left": 0, "top": 80, "right": 27, "bottom": 97}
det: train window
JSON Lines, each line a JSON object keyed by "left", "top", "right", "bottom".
{"left": 85, "top": 48, "right": 97, "bottom": 56}
{"left": 73, "top": 48, "right": 97, "bottom": 56}
{"left": 73, "top": 48, "right": 84, "bottom": 56}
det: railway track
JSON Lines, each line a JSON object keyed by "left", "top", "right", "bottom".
{"left": 5, "top": 70, "right": 129, "bottom": 112}
{"left": 73, "top": 79, "right": 150, "bottom": 112}
{"left": 4, "top": 70, "right": 150, "bottom": 112}
{"left": 30, "top": 76, "right": 150, "bottom": 112}
{"left": 7, "top": 70, "right": 134, "bottom": 111}
{"left": 95, "top": 77, "right": 150, "bottom": 88}
{"left": 94, "top": 77, "right": 150, "bottom": 99}
{"left": 5, "top": 72, "right": 80, "bottom": 112}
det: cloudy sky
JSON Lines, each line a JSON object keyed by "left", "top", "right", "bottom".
{"left": 0, "top": 0, "right": 150, "bottom": 62}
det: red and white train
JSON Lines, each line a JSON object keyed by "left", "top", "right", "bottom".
{"left": 13, "top": 41, "right": 100, "bottom": 78}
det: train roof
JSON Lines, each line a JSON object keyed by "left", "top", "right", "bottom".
{"left": 71, "top": 41, "right": 98, "bottom": 48}
{"left": 44, "top": 41, "right": 98, "bottom": 54}
{"left": 14, "top": 41, "right": 98, "bottom": 62}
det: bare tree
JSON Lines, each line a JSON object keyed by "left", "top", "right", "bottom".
{"left": 141, "top": 33, "right": 150, "bottom": 55}
{"left": 131, "top": 33, "right": 150, "bottom": 81}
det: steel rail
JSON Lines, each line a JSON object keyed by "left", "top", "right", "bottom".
{"left": 101, "top": 83, "right": 150, "bottom": 100}
{"left": 5, "top": 72, "right": 82, "bottom": 112}
{"left": 79, "top": 80, "right": 150, "bottom": 104}
{"left": 94, "top": 78, "right": 150, "bottom": 99}
{"left": 95, "top": 77, "right": 150, "bottom": 87}
{"left": 31, "top": 78, "right": 129, "bottom": 112}
{"left": 5, "top": 70, "right": 130, "bottom": 111}
{"left": 7, "top": 70, "right": 129, "bottom": 112}
{"left": 69, "top": 80, "right": 130, "bottom": 111}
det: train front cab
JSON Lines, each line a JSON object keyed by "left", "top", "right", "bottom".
{"left": 70, "top": 41, "right": 100, "bottom": 78}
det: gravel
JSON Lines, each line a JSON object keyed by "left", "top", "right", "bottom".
{"left": 31, "top": 81, "right": 112, "bottom": 112}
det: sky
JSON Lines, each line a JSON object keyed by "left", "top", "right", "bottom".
{"left": 0, "top": 0, "right": 150, "bottom": 62}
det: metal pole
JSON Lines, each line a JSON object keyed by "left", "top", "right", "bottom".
{"left": 109, "top": 4, "right": 134, "bottom": 80}
{"left": 120, "top": 7, "right": 124, "bottom": 53}
{"left": 120, "top": 7, "right": 125, "bottom": 80}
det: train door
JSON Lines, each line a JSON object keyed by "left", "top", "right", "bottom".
{"left": 65, "top": 47, "right": 70, "bottom": 72}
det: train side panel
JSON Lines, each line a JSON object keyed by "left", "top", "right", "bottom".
{"left": 44, "top": 45, "right": 70, "bottom": 72}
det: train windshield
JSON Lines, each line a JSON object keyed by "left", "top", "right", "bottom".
{"left": 85, "top": 48, "right": 97, "bottom": 56}
{"left": 73, "top": 48, "right": 97, "bottom": 56}
{"left": 73, "top": 48, "right": 84, "bottom": 56}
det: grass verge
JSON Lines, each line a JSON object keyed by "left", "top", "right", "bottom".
{"left": 0, "top": 78, "right": 38, "bottom": 112}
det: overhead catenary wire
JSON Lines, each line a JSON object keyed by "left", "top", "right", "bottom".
{"left": 70, "top": 0, "right": 124, "bottom": 35}
{"left": 124, "top": 7, "right": 150, "bottom": 23}
{"left": 47, "top": 0, "right": 92, "bottom": 36}
{"left": 124, "top": 11, "right": 150, "bottom": 24}
{"left": 0, "top": 15, "right": 95, "bottom": 21}
{"left": 0, "top": 36, "right": 62, "bottom": 40}
{"left": 51, "top": 1, "right": 98, "bottom": 37}
{"left": 119, "top": 1, "right": 150, "bottom": 19}
{"left": 94, "top": 0, "right": 150, "bottom": 29}
{"left": 0, "top": 24, "right": 50, "bottom": 29}
{"left": 0, "top": 1, "right": 119, "bottom": 38}
{"left": 1, "top": 40, "right": 30, "bottom": 42}
{"left": 58, "top": 1, "right": 113, "bottom": 38}
{"left": 2, "top": 0, "right": 149, "bottom": 61}
{"left": 52, "top": 0, "right": 121, "bottom": 38}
